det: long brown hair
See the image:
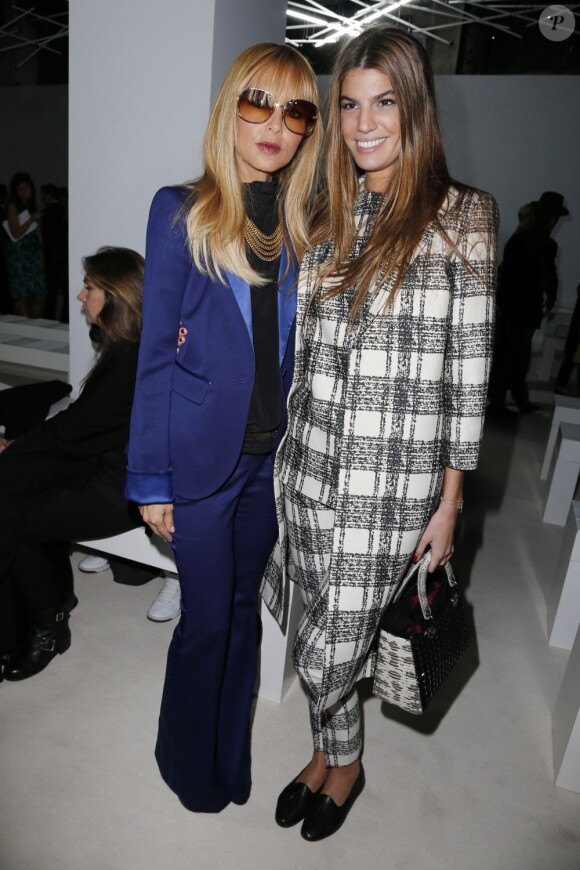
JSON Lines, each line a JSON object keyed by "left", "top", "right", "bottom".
{"left": 312, "top": 26, "right": 464, "bottom": 319}
{"left": 82, "top": 246, "right": 144, "bottom": 381}
{"left": 183, "top": 42, "right": 322, "bottom": 286}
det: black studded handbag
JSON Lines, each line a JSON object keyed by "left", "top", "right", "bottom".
{"left": 372, "top": 552, "right": 470, "bottom": 714}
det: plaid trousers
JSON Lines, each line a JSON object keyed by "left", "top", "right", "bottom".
{"left": 285, "top": 490, "right": 362, "bottom": 767}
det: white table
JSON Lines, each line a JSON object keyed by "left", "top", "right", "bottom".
{"left": 553, "top": 626, "right": 580, "bottom": 793}
{"left": 541, "top": 394, "right": 580, "bottom": 480}
{"left": 548, "top": 500, "right": 580, "bottom": 649}
{"left": 543, "top": 423, "right": 580, "bottom": 526}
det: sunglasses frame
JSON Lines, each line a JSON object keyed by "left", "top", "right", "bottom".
{"left": 237, "top": 88, "right": 318, "bottom": 138}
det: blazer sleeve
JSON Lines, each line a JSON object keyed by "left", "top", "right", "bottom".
{"left": 441, "top": 188, "right": 498, "bottom": 470}
{"left": 125, "top": 186, "right": 192, "bottom": 504}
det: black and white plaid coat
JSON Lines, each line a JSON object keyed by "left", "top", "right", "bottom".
{"left": 262, "top": 184, "right": 498, "bottom": 700}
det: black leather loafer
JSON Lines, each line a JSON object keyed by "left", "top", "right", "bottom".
{"left": 275, "top": 779, "right": 318, "bottom": 828}
{"left": 300, "top": 764, "right": 365, "bottom": 842}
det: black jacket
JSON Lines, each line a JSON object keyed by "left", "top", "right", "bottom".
{"left": 497, "top": 225, "right": 558, "bottom": 330}
{"left": 1, "top": 340, "right": 140, "bottom": 492}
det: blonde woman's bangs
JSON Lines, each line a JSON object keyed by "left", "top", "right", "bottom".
{"left": 245, "top": 58, "right": 319, "bottom": 107}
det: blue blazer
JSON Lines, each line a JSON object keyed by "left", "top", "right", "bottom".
{"left": 126, "top": 186, "right": 297, "bottom": 503}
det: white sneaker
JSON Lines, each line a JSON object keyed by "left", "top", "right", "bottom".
{"left": 78, "top": 554, "right": 110, "bottom": 573}
{"left": 147, "top": 576, "right": 181, "bottom": 622}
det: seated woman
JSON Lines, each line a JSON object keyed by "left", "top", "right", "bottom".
{"left": 0, "top": 246, "right": 144, "bottom": 682}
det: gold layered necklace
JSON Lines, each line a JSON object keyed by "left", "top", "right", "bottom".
{"left": 244, "top": 217, "right": 283, "bottom": 262}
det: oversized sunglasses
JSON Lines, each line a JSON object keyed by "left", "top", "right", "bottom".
{"left": 237, "top": 88, "right": 318, "bottom": 137}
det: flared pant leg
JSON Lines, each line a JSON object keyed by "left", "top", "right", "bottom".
{"left": 155, "top": 452, "right": 277, "bottom": 813}
{"left": 285, "top": 491, "right": 362, "bottom": 768}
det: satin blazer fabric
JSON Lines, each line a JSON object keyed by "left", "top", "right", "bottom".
{"left": 126, "top": 186, "right": 297, "bottom": 504}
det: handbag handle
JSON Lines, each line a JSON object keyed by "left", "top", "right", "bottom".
{"left": 392, "top": 551, "right": 457, "bottom": 621}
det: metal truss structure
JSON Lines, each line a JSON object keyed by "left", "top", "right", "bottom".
{"left": 286, "top": 0, "right": 579, "bottom": 47}
{"left": 0, "top": 1, "right": 577, "bottom": 72}
{"left": 0, "top": 1, "right": 68, "bottom": 70}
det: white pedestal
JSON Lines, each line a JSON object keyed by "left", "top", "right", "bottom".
{"left": 258, "top": 584, "right": 302, "bottom": 704}
{"left": 541, "top": 394, "right": 580, "bottom": 480}
{"left": 543, "top": 423, "right": 580, "bottom": 526}
{"left": 0, "top": 315, "right": 69, "bottom": 375}
{"left": 553, "top": 627, "right": 580, "bottom": 793}
{"left": 548, "top": 501, "right": 580, "bottom": 649}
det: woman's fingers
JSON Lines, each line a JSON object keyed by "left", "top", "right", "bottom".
{"left": 139, "top": 503, "right": 175, "bottom": 542}
{"left": 412, "top": 511, "right": 456, "bottom": 571}
{"left": 161, "top": 505, "right": 175, "bottom": 541}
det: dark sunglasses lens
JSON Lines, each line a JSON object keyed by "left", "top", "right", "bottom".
{"left": 283, "top": 100, "right": 318, "bottom": 136}
{"left": 238, "top": 89, "right": 273, "bottom": 124}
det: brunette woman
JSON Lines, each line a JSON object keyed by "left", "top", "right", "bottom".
{"left": 266, "top": 27, "right": 498, "bottom": 840}
{"left": 0, "top": 247, "right": 144, "bottom": 680}
{"left": 126, "top": 43, "right": 321, "bottom": 813}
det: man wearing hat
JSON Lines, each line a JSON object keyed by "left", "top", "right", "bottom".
{"left": 488, "top": 191, "right": 569, "bottom": 415}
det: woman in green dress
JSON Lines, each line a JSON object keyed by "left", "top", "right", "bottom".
{"left": 5, "top": 172, "right": 47, "bottom": 318}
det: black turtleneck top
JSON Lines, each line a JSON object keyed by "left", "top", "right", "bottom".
{"left": 242, "top": 180, "right": 283, "bottom": 454}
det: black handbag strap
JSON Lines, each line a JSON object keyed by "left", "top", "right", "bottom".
{"left": 392, "top": 552, "right": 457, "bottom": 620}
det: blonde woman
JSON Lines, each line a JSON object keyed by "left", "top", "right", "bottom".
{"left": 126, "top": 43, "right": 321, "bottom": 813}
{"left": 266, "top": 27, "right": 498, "bottom": 840}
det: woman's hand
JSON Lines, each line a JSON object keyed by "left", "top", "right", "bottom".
{"left": 413, "top": 500, "right": 459, "bottom": 571}
{"left": 413, "top": 468, "right": 464, "bottom": 571}
{"left": 139, "top": 503, "right": 175, "bottom": 543}
{"left": 0, "top": 438, "right": 13, "bottom": 453}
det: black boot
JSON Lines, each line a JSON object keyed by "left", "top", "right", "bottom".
{"left": 3, "top": 605, "right": 71, "bottom": 681}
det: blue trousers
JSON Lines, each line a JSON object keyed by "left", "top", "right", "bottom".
{"left": 155, "top": 452, "right": 277, "bottom": 812}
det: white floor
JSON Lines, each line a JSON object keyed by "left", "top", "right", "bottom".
{"left": 2, "top": 392, "right": 580, "bottom": 870}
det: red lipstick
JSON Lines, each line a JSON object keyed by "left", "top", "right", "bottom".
{"left": 258, "top": 141, "right": 281, "bottom": 155}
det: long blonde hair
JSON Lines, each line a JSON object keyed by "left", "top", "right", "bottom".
{"left": 183, "top": 43, "right": 322, "bottom": 286}
{"left": 312, "top": 27, "right": 464, "bottom": 319}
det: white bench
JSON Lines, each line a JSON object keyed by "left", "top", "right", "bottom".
{"left": 78, "top": 527, "right": 301, "bottom": 704}
{"left": 0, "top": 314, "right": 69, "bottom": 374}
{"left": 529, "top": 307, "right": 571, "bottom": 382}
{"left": 553, "top": 625, "right": 580, "bottom": 793}
{"left": 548, "top": 500, "right": 580, "bottom": 649}
{"left": 543, "top": 423, "right": 580, "bottom": 526}
{"left": 541, "top": 395, "right": 580, "bottom": 480}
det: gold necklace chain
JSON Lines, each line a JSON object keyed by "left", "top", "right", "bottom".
{"left": 244, "top": 217, "right": 283, "bottom": 262}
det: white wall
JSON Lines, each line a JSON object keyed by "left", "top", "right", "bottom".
{"left": 0, "top": 86, "right": 67, "bottom": 189}
{"left": 318, "top": 74, "right": 579, "bottom": 306}
{"left": 436, "top": 76, "right": 579, "bottom": 307}
{"left": 68, "top": 0, "right": 288, "bottom": 393}
{"left": 68, "top": 0, "right": 215, "bottom": 392}
{"left": 210, "top": 0, "right": 286, "bottom": 101}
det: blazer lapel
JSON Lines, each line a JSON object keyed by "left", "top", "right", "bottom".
{"left": 277, "top": 245, "right": 298, "bottom": 365}
{"left": 226, "top": 271, "right": 253, "bottom": 345}
{"left": 226, "top": 244, "right": 297, "bottom": 362}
